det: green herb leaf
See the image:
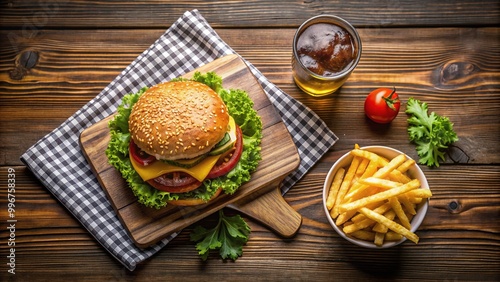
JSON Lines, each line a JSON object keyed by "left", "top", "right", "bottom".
{"left": 190, "top": 210, "right": 250, "bottom": 261}
{"left": 405, "top": 97, "right": 459, "bottom": 167}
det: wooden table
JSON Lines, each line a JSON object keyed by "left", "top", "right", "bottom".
{"left": 1, "top": 1, "right": 499, "bottom": 281}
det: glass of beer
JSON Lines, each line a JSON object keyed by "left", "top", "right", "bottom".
{"left": 292, "top": 15, "right": 362, "bottom": 97}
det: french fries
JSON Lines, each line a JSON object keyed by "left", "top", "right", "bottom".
{"left": 325, "top": 145, "right": 432, "bottom": 246}
{"left": 326, "top": 168, "right": 345, "bottom": 210}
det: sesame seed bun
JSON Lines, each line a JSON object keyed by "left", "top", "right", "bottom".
{"left": 128, "top": 81, "right": 230, "bottom": 160}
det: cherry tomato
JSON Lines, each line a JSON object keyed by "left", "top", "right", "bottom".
{"left": 207, "top": 125, "right": 243, "bottom": 179}
{"left": 129, "top": 141, "right": 156, "bottom": 166}
{"left": 364, "top": 87, "right": 401, "bottom": 123}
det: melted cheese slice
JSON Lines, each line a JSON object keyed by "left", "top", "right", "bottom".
{"left": 130, "top": 153, "right": 221, "bottom": 182}
{"left": 130, "top": 116, "right": 237, "bottom": 182}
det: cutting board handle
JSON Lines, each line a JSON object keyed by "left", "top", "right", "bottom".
{"left": 229, "top": 187, "right": 302, "bottom": 238}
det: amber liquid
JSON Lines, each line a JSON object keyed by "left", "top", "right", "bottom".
{"left": 292, "top": 22, "right": 358, "bottom": 96}
{"left": 292, "top": 55, "right": 351, "bottom": 96}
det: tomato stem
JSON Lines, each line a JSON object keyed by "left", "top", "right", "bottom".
{"left": 383, "top": 87, "right": 399, "bottom": 111}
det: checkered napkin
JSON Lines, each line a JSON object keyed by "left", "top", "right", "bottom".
{"left": 20, "top": 10, "right": 337, "bottom": 271}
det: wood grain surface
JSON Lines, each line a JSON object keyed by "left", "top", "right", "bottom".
{"left": 1, "top": 1, "right": 498, "bottom": 28}
{"left": 0, "top": 1, "right": 499, "bottom": 281}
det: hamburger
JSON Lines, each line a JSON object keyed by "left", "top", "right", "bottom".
{"left": 106, "top": 72, "right": 262, "bottom": 208}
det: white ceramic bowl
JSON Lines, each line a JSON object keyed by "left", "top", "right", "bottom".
{"left": 322, "top": 146, "right": 429, "bottom": 248}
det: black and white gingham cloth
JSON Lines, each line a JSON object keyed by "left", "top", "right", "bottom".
{"left": 20, "top": 10, "right": 338, "bottom": 271}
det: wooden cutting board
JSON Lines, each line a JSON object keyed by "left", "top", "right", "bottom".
{"left": 80, "top": 54, "right": 302, "bottom": 248}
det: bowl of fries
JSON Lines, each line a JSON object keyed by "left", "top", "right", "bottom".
{"left": 323, "top": 145, "right": 431, "bottom": 248}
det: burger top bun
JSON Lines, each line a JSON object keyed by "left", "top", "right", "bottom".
{"left": 128, "top": 81, "right": 230, "bottom": 160}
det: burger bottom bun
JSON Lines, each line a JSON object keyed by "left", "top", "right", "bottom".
{"left": 166, "top": 188, "right": 222, "bottom": 206}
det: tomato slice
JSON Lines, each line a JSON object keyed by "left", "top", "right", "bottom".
{"left": 147, "top": 172, "right": 202, "bottom": 193}
{"left": 129, "top": 141, "right": 156, "bottom": 166}
{"left": 206, "top": 125, "right": 243, "bottom": 179}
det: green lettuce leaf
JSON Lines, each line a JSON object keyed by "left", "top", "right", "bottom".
{"left": 105, "top": 72, "right": 262, "bottom": 209}
{"left": 405, "top": 97, "right": 458, "bottom": 167}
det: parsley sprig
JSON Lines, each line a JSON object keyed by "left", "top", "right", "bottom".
{"left": 190, "top": 209, "right": 250, "bottom": 261}
{"left": 406, "top": 98, "right": 459, "bottom": 167}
